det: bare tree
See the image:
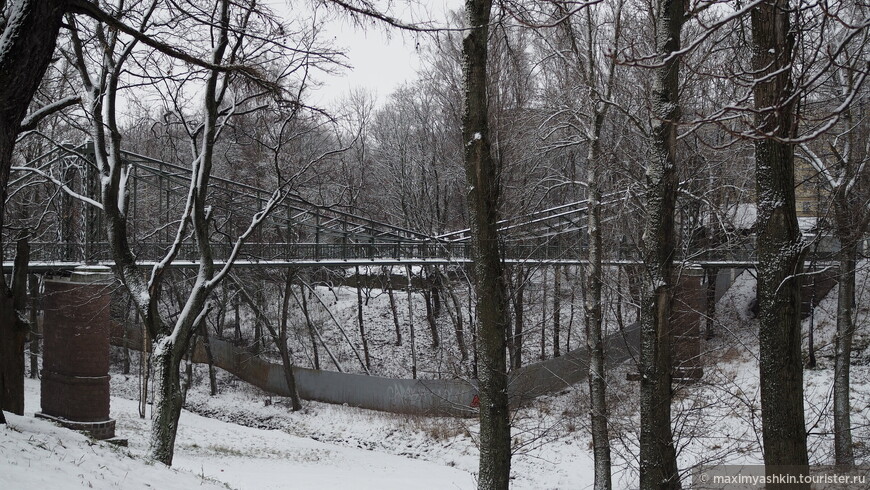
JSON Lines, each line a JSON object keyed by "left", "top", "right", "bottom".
{"left": 0, "top": 0, "right": 69, "bottom": 421}
{"left": 638, "top": 0, "right": 684, "bottom": 487}
{"left": 57, "top": 0, "right": 333, "bottom": 464}
{"left": 460, "top": 0, "right": 512, "bottom": 488}
{"left": 750, "top": 0, "right": 810, "bottom": 478}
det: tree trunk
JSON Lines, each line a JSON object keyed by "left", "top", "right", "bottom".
{"left": 276, "top": 337, "right": 302, "bottom": 411}
{"left": 553, "top": 265, "right": 561, "bottom": 358}
{"left": 833, "top": 245, "right": 856, "bottom": 466}
{"left": 232, "top": 276, "right": 302, "bottom": 410}
{"left": 253, "top": 286, "right": 264, "bottom": 355}
{"left": 705, "top": 267, "right": 717, "bottom": 340}
{"left": 0, "top": 237, "right": 30, "bottom": 416}
{"left": 199, "top": 319, "right": 218, "bottom": 396}
{"left": 139, "top": 316, "right": 149, "bottom": 419}
{"left": 639, "top": 0, "right": 683, "bottom": 488}
{"left": 462, "top": 1, "right": 511, "bottom": 487}
{"left": 540, "top": 267, "right": 547, "bottom": 361}
{"left": 440, "top": 268, "right": 468, "bottom": 365}
{"left": 424, "top": 287, "right": 439, "bottom": 348}
{"left": 385, "top": 267, "right": 402, "bottom": 345}
{"left": 751, "top": 0, "right": 809, "bottom": 479}
{"left": 298, "top": 283, "right": 321, "bottom": 370}
{"left": 513, "top": 270, "right": 525, "bottom": 369}
{"left": 148, "top": 339, "right": 185, "bottom": 465}
{"left": 355, "top": 267, "right": 371, "bottom": 371}
{"left": 406, "top": 265, "right": 417, "bottom": 379}
{"left": 586, "top": 111, "right": 611, "bottom": 490}
{"left": 807, "top": 281, "right": 817, "bottom": 368}
{"left": 28, "top": 274, "right": 39, "bottom": 379}
{"left": 234, "top": 295, "right": 242, "bottom": 343}
{"left": 0, "top": 0, "right": 68, "bottom": 424}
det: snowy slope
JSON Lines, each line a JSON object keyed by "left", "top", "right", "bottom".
{"left": 2, "top": 378, "right": 475, "bottom": 490}
{"left": 3, "top": 266, "right": 869, "bottom": 489}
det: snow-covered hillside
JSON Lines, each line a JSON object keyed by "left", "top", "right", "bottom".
{"left": 2, "top": 266, "right": 869, "bottom": 489}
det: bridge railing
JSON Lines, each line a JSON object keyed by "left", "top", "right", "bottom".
{"left": 8, "top": 234, "right": 842, "bottom": 266}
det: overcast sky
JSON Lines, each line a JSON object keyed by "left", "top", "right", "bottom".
{"left": 302, "top": 1, "right": 463, "bottom": 107}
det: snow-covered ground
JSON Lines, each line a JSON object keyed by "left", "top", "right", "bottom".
{"left": 3, "top": 266, "right": 869, "bottom": 489}
{"left": 3, "top": 378, "right": 476, "bottom": 489}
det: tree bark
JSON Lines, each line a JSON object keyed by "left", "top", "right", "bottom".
{"left": 232, "top": 276, "right": 302, "bottom": 411}
{"left": 28, "top": 274, "right": 39, "bottom": 379}
{"left": 385, "top": 267, "right": 402, "bottom": 346}
{"left": 0, "top": 237, "right": 30, "bottom": 416}
{"left": 513, "top": 269, "right": 525, "bottom": 369}
{"left": 829, "top": 99, "right": 863, "bottom": 468}
{"left": 586, "top": 104, "right": 611, "bottom": 490}
{"left": 540, "top": 267, "right": 547, "bottom": 361}
{"left": 355, "top": 267, "right": 371, "bottom": 371}
{"left": 298, "top": 283, "right": 321, "bottom": 370}
{"left": 148, "top": 339, "right": 185, "bottom": 465}
{"left": 705, "top": 267, "right": 717, "bottom": 340}
{"left": 0, "top": 0, "right": 69, "bottom": 423}
{"left": 439, "top": 268, "right": 468, "bottom": 365}
{"left": 199, "top": 319, "right": 218, "bottom": 396}
{"left": 751, "top": 0, "right": 810, "bottom": 480}
{"left": 639, "top": 0, "right": 683, "bottom": 488}
{"left": 424, "top": 287, "right": 439, "bottom": 348}
{"left": 406, "top": 265, "right": 417, "bottom": 379}
{"left": 553, "top": 265, "right": 561, "bottom": 358}
{"left": 462, "top": 0, "right": 511, "bottom": 487}
{"left": 833, "top": 250, "right": 856, "bottom": 466}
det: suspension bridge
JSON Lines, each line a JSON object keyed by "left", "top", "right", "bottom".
{"left": 7, "top": 143, "right": 843, "bottom": 417}
{"left": 4, "top": 142, "right": 840, "bottom": 271}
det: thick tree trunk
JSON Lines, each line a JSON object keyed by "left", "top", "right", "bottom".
{"left": 751, "top": 0, "right": 809, "bottom": 479}
{"left": 0, "top": 238, "right": 29, "bottom": 416}
{"left": 639, "top": 0, "right": 683, "bottom": 488}
{"left": 462, "top": 1, "right": 511, "bottom": 488}
{"left": 148, "top": 338, "right": 185, "bottom": 465}
{"left": 0, "top": 0, "right": 69, "bottom": 423}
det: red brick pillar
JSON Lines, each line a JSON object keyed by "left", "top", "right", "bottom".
{"left": 38, "top": 266, "right": 116, "bottom": 440}
{"left": 671, "top": 267, "right": 705, "bottom": 381}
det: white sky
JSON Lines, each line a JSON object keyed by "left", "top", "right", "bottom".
{"left": 292, "top": 1, "right": 463, "bottom": 108}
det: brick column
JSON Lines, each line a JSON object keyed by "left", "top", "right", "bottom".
{"left": 37, "top": 266, "right": 116, "bottom": 440}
